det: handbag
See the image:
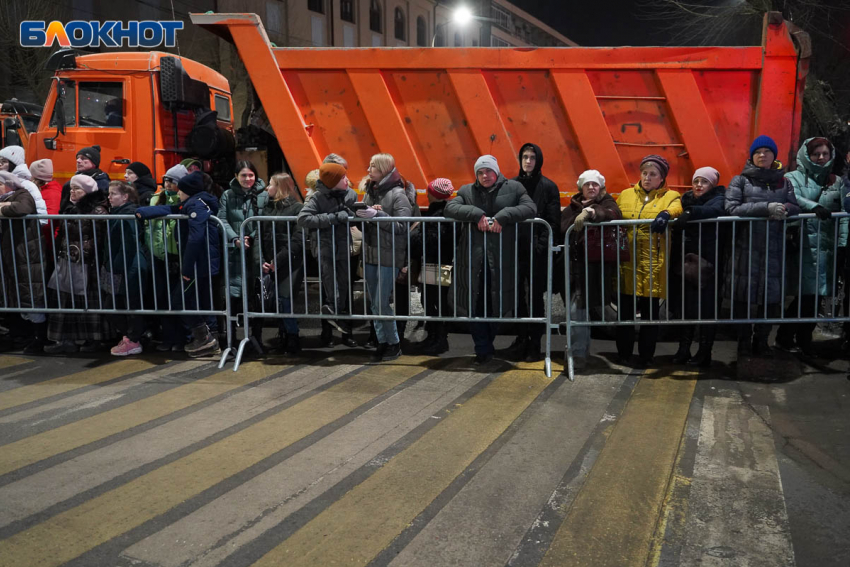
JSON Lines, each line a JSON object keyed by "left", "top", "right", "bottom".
{"left": 47, "top": 247, "right": 89, "bottom": 295}
{"left": 418, "top": 263, "right": 453, "bottom": 286}
{"left": 99, "top": 265, "right": 125, "bottom": 294}
{"left": 584, "top": 225, "right": 630, "bottom": 263}
{"left": 680, "top": 253, "right": 714, "bottom": 288}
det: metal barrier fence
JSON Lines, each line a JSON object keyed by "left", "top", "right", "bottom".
{"left": 0, "top": 213, "right": 234, "bottom": 367}
{"left": 234, "top": 216, "right": 558, "bottom": 376}
{"left": 563, "top": 213, "right": 850, "bottom": 380}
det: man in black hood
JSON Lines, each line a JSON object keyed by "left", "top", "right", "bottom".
{"left": 506, "top": 142, "right": 561, "bottom": 361}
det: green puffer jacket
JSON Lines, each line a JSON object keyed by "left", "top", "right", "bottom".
{"left": 145, "top": 190, "right": 181, "bottom": 260}
{"left": 785, "top": 138, "right": 848, "bottom": 296}
{"left": 218, "top": 178, "right": 269, "bottom": 297}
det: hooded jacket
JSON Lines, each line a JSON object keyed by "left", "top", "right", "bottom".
{"left": 146, "top": 189, "right": 182, "bottom": 260}
{"left": 218, "top": 177, "right": 268, "bottom": 297}
{"left": 725, "top": 160, "right": 801, "bottom": 304}
{"left": 444, "top": 174, "right": 537, "bottom": 316}
{"left": 785, "top": 138, "right": 848, "bottom": 296}
{"left": 137, "top": 191, "right": 221, "bottom": 280}
{"left": 514, "top": 143, "right": 561, "bottom": 255}
{"left": 616, "top": 182, "right": 683, "bottom": 297}
{"left": 362, "top": 168, "right": 414, "bottom": 267}
{"left": 133, "top": 174, "right": 157, "bottom": 206}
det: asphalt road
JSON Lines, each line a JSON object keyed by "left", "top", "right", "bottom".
{"left": 0, "top": 328, "right": 847, "bottom": 567}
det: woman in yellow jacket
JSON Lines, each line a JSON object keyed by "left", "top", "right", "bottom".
{"left": 616, "top": 155, "right": 683, "bottom": 365}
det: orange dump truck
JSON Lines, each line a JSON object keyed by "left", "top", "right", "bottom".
{"left": 192, "top": 11, "right": 809, "bottom": 205}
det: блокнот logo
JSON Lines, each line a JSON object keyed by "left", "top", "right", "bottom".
{"left": 20, "top": 21, "right": 183, "bottom": 48}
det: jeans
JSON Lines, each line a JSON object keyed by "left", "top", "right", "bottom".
{"left": 470, "top": 257, "right": 498, "bottom": 355}
{"left": 277, "top": 296, "right": 299, "bottom": 335}
{"left": 365, "top": 263, "right": 399, "bottom": 345}
{"left": 173, "top": 276, "right": 212, "bottom": 330}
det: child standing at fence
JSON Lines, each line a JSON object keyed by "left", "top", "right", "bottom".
{"left": 136, "top": 171, "right": 222, "bottom": 357}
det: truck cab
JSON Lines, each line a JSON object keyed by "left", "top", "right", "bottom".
{"left": 0, "top": 99, "right": 42, "bottom": 154}
{"left": 29, "top": 49, "right": 235, "bottom": 188}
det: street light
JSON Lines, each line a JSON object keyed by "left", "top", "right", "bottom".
{"left": 431, "top": 5, "right": 474, "bottom": 47}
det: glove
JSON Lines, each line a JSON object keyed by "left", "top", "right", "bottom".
{"left": 668, "top": 208, "right": 691, "bottom": 229}
{"left": 572, "top": 209, "right": 591, "bottom": 232}
{"left": 812, "top": 205, "right": 831, "bottom": 221}
{"left": 768, "top": 202, "right": 787, "bottom": 220}
{"left": 332, "top": 210, "right": 350, "bottom": 224}
{"left": 355, "top": 207, "right": 378, "bottom": 219}
{"left": 650, "top": 211, "right": 671, "bottom": 233}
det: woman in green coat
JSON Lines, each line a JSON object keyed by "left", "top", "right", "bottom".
{"left": 776, "top": 137, "right": 848, "bottom": 356}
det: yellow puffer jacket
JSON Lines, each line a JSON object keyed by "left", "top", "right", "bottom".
{"left": 616, "top": 183, "right": 683, "bottom": 297}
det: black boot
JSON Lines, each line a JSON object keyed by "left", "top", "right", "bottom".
{"left": 525, "top": 336, "right": 542, "bottom": 362}
{"left": 672, "top": 326, "right": 694, "bottom": 364}
{"left": 503, "top": 335, "right": 527, "bottom": 362}
{"left": 752, "top": 324, "right": 772, "bottom": 356}
{"left": 688, "top": 327, "right": 714, "bottom": 368}
{"left": 250, "top": 323, "right": 265, "bottom": 353}
{"left": 23, "top": 322, "right": 47, "bottom": 354}
{"left": 320, "top": 320, "right": 333, "bottom": 347}
{"left": 185, "top": 324, "right": 220, "bottom": 357}
{"left": 737, "top": 325, "right": 753, "bottom": 357}
{"left": 285, "top": 333, "right": 301, "bottom": 355}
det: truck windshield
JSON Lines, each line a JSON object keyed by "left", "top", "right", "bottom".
{"left": 80, "top": 82, "right": 123, "bottom": 128}
{"left": 49, "top": 79, "right": 76, "bottom": 128}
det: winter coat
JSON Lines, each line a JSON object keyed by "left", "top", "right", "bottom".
{"left": 297, "top": 181, "right": 357, "bottom": 288}
{"left": 56, "top": 190, "right": 109, "bottom": 265}
{"left": 616, "top": 182, "right": 683, "bottom": 297}
{"left": 444, "top": 174, "right": 537, "bottom": 316}
{"left": 673, "top": 185, "right": 726, "bottom": 267}
{"left": 0, "top": 187, "right": 45, "bottom": 309}
{"left": 133, "top": 175, "right": 157, "bottom": 206}
{"left": 262, "top": 196, "right": 305, "bottom": 299}
{"left": 146, "top": 190, "right": 182, "bottom": 260}
{"left": 218, "top": 178, "right": 268, "bottom": 297}
{"left": 9, "top": 163, "right": 48, "bottom": 224}
{"left": 785, "top": 138, "right": 848, "bottom": 296}
{"left": 410, "top": 200, "right": 455, "bottom": 266}
{"left": 514, "top": 143, "right": 561, "bottom": 255}
{"left": 362, "top": 169, "right": 413, "bottom": 268}
{"left": 39, "top": 180, "right": 62, "bottom": 215}
{"left": 60, "top": 168, "right": 109, "bottom": 213}
{"left": 561, "top": 190, "right": 623, "bottom": 259}
{"left": 137, "top": 191, "right": 221, "bottom": 280}
{"left": 104, "top": 202, "right": 148, "bottom": 297}
{"left": 724, "top": 161, "right": 801, "bottom": 305}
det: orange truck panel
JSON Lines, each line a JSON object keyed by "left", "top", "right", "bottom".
{"left": 193, "top": 12, "right": 807, "bottom": 205}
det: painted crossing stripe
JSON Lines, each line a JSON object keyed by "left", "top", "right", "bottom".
{"left": 0, "top": 357, "right": 432, "bottom": 567}
{"left": 0, "top": 356, "right": 31, "bottom": 371}
{"left": 0, "top": 359, "right": 159, "bottom": 412}
{"left": 251, "top": 365, "right": 551, "bottom": 567}
{"left": 678, "top": 395, "right": 795, "bottom": 566}
{"left": 0, "top": 360, "right": 360, "bottom": 530}
{"left": 540, "top": 371, "right": 698, "bottom": 567}
{"left": 0, "top": 360, "right": 283, "bottom": 477}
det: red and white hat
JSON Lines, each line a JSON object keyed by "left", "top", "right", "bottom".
{"left": 427, "top": 178, "right": 455, "bottom": 200}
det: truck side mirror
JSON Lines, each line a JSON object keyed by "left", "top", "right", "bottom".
{"left": 2, "top": 118, "right": 21, "bottom": 147}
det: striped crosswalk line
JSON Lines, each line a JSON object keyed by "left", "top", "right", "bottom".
{"left": 0, "top": 355, "right": 31, "bottom": 371}
{"left": 0, "top": 359, "right": 159, "bottom": 412}
{"left": 251, "top": 365, "right": 551, "bottom": 567}
{"left": 0, "top": 357, "right": 434, "bottom": 567}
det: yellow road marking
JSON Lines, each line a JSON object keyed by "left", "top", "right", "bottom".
{"left": 0, "top": 360, "right": 283, "bottom": 476}
{"left": 540, "top": 371, "right": 698, "bottom": 567}
{"left": 0, "top": 357, "right": 434, "bottom": 567}
{"left": 253, "top": 365, "right": 551, "bottom": 567}
{"left": 0, "top": 359, "right": 159, "bottom": 412}
{"left": 0, "top": 356, "right": 31, "bottom": 372}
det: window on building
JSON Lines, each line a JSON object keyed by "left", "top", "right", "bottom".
{"left": 472, "top": 38, "right": 478, "bottom": 47}
{"left": 454, "top": 31, "right": 462, "bottom": 46}
{"left": 491, "top": 4, "right": 510, "bottom": 30}
{"left": 266, "top": 2, "right": 282, "bottom": 35}
{"left": 394, "top": 8, "right": 406, "bottom": 41}
{"left": 311, "top": 14, "right": 325, "bottom": 46}
{"left": 434, "top": 26, "right": 445, "bottom": 46}
{"left": 491, "top": 35, "right": 510, "bottom": 47}
{"left": 343, "top": 25, "right": 355, "bottom": 46}
{"left": 370, "top": 0, "right": 382, "bottom": 33}
{"left": 341, "top": 0, "right": 355, "bottom": 23}
{"left": 416, "top": 16, "right": 426, "bottom": 46}
{"left": 308, "top": 0, "right": 324, "bottom": 14}
{"left": 80, "top": 82, "right": 123, "bottom": 128}
{"left": 372, "top": 32, "right": 382, "bottom": 46}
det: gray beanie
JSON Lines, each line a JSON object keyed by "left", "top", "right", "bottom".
{"left": 163, "top": 164, "right": 189, "bottom": 183}
{"left": 474, "top": 155, "right": 500, "bottom": 178}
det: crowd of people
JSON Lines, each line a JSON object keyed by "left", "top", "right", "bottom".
{"left": 0, "top": 133, "right": 848, "bottom": 370}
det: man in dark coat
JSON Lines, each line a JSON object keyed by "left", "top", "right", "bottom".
{"left": 59, "top": 145, "right": 110, "bottom": 212}
{"left": 507, "top": 142, "right": 561, "bottom": 361}
{"left": 444, "top": 155, "right": 537, "bottom": 364}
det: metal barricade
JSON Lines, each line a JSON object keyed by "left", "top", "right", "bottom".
{"left": 0, "top": 213, "right": 234, "bottom": 367}
{"left": 562, "top": 213, "right": 850, "bottom": 380}
{"left": 234, "top": 216, "right": 557, "bottom": 376}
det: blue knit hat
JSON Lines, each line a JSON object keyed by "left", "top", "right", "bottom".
{"left": 749, "top": 135, "right": 778, "bottom": 160}
{"left": 177, "top": 171, "right": 205, "bottom": 197}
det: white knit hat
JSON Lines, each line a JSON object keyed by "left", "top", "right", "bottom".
{"left": 0, "top": 145, "right": 26, "bottom": 167}
{"left": 577, "top": 169, "right": 605, "bottom": 190}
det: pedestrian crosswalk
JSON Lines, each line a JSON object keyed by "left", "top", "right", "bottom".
{"left": 0, "top": 353, "right": 799, "bottom": 566}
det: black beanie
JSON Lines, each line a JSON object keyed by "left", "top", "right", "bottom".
{"left": 127, "top": 161, "right": 151, "bottom": 178}
{"left": 76, "top": 145, "right": 101, "bottom": 168}
{"left": 177, "top": 171, "right": 205, "bottom": 197}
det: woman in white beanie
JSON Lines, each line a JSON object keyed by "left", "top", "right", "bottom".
{"left": 560, "top": 170, "right": 622, "bottom": 370}
{"left": 0, "top": 145, "right": 48, "bottom": 224}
